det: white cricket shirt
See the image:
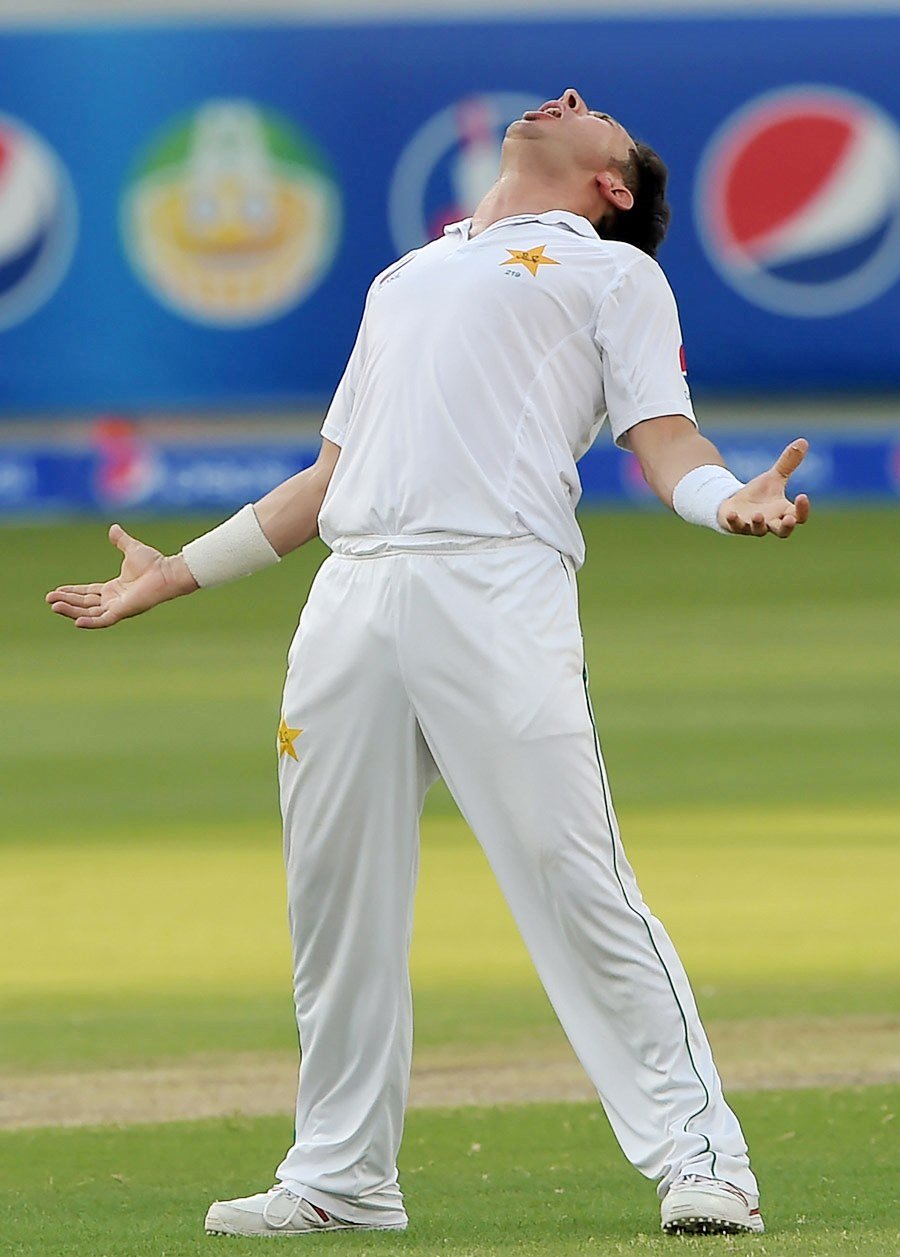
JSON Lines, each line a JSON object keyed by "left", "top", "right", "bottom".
{"left": 318, "top": 211, "right": 695, "bottom": 568}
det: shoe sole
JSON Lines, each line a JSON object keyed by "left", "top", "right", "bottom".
{"left": 205, "top": 1221, "right": 407, "bottom": 1237}
{"left": 662, "top": 1214, "right": 764, "bottom": 1236}
{"left": 206, "top": 1226, "right": 355, "bottom": 1236}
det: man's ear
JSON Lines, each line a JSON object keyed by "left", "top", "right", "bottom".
{"left": 596, "top": 171, "right": 634, "bottom": 213}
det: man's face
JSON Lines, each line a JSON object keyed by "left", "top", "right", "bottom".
{"left": 507, "top": 88, "right": 635, "bottom": 177}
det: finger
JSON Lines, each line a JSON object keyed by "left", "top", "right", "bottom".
{"left": 794, "top": 493, "right": 811, "bottom": 525}
{"left": 48, "top": 592, "right": 97, "bottom": 612}
{"left": 768, "top": 514, "right": 796, "bottom": 539}
{"left": 45, "top": 583, "right": 104, "bottom": 602}
{"left": 51, "top": 601, "right": 87, "bottom": 622}
{"left": 49, "top": 590, "right": 101, "bottom": 609}
{"left": 52, "top": 597, "right": 112, "bottom": 622}
{"left": 724, "top": 510, "right": 753, "bottom": 536}
{"left": 108, "top": 522, "right": 137, "bottom": 554}
{"left": 772, "top": 438, "right": 808, "bottom": 482}
{"left": 75, "top": 608, "right": 120, "bottom": 630}
{"left": 726, "top": 509, "right": 768, "bottom": 537}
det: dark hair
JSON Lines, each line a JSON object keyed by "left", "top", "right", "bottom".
{"left": 596, "top": 141, "right": 671, "bottom": 259}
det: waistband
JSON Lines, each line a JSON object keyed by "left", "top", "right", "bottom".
{"left": 329, "top": 532, "right": 538, "bottom": 558}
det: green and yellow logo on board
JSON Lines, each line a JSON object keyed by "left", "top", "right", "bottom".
{"left": 121, "top": 99, "right": 341, "bottom": 326}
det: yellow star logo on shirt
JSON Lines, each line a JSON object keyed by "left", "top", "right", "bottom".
{"left": 500, "top": 245, "right": 561, "bottom": 277}
{"left": 277, "top": 715, "right": 303, "bottom": 761}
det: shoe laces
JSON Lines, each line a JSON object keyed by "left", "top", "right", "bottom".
{"left": 674, "top": 1175, "right": 750, "bottom": 1206}
{"left": 262, "top": 1185, "right": 308, "bottom": 1231}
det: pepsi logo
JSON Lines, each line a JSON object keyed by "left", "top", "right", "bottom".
{"left": 695, "top": 86, "right": 900, "bottom": 318}
{"left": 0, "top": 114, "right": 77, "bottom": 330}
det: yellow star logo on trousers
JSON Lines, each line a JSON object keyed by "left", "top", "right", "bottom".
{"left": 500, "top": 245, "right": 561, "bottom": 277}
{"left": 277, "top": 715, "right": 303, "bottom": 761}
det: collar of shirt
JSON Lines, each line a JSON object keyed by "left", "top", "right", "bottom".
{"left": 443, "top": 211, "right": 597, "bottom": 241}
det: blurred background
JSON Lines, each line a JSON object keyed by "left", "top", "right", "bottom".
{"left": 1, "top": 0, "right": 898, "bottom": 1128}
{"left": 1, "top": 0, "right": 899, "bottom": 507}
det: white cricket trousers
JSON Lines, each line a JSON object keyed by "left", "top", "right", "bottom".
{"left": 275, "top": 535, "right": 757, "bottom": 1226}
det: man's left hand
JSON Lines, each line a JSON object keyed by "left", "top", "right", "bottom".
{"left": 719, "top": 438, "right": 811, "bottom": 539}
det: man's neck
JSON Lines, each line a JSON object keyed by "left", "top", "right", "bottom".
{"left": 470, "top": 170, "right": 589, "bottom": 237}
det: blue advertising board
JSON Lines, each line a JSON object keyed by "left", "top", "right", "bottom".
{"left": 0, "top": 13, "right": 899, "bottom": 412}
{"left": 1, "top": 424, "right": 896, "bottom": 516}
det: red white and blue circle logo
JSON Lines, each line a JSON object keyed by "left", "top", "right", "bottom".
{"left": 695, "top": 86, "right": 900, "bottom": 318}
{"left": 389, "top": 92, "right": 537, "bottom": 253}
{"left": 0, "top": 114, "right": 77, "bottom": 330}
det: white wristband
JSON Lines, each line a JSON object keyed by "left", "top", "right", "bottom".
{"left": 181, "top": 504, "right": 280, "bottom": 588}
{"left": 672, "top": 465, "right": 745, "bottom": 534}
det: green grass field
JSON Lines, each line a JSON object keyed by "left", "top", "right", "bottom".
{"left": 2, "top": 508, "right": 898, "bottom": 1253}
{"left": 1, "top": 1090, "right": 897, "bottom": 1255}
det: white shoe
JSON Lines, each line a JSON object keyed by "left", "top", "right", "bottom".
{"left": 204, "top": 1185, "right": 407, "bottom": 1236}
{"left": 661, "top": 1175, "right": 765, "bottom": 1235}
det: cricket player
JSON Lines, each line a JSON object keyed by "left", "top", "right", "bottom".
{"left": 47, "top": 89, "right": 810, "bottom": 1238}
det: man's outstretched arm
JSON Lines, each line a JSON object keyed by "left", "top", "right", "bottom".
{"left": 623, "top": 415, "right": 811, "bottom": 539}
{"left": 46, "top": 438, "right": 341, "bottom": 630}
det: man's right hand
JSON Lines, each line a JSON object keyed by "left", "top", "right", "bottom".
{"left": 45, "top": 523, "right": 198, "bottom": 630}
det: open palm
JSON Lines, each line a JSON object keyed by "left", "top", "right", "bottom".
{"left": 46, "top": 524, "right": 194, "bottom": 629}
{"left": 719, "top": 439, "right": 811, "bottom": 538}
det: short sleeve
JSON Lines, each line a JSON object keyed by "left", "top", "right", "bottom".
{"left": 321, "top": 250, "right": 422, "bottom": 447}
{"left": 319, "top": 284, "right": 376, "bottom": 447}
{"left": 593, "top": 256, "right": 696, "bottom": 447}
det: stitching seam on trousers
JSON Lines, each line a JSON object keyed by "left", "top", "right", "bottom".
{"left": 581, "top": 664, "right": 718, "bottom": 1181}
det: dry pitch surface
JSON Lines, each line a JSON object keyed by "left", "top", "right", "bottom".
{"left": 1, "top": 1013, "right": 897, "bottom": 1130}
